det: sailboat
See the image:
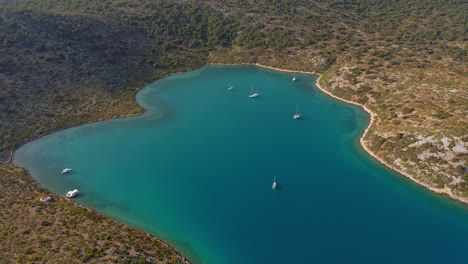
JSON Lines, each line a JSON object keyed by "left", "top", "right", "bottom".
{"left": 292, "top": 73, "right": 297, "bottom": 82}
{"left": 248, "top": 85, "right": 259, "bottom": 98}
{"left": 293, "top": 105, "right": 302, "bottom": 119}
{"left": 62, "top": 167, "right": 72, "bottom": 174}
{"left": 272, "top": 176, "right": 277, "bottom": 189}
{"left": 227, "top": 81, "right": 234, "bottom": 90}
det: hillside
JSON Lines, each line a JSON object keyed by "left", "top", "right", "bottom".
{"left": 0, "top": 0, "right": 467, "bottom": 262}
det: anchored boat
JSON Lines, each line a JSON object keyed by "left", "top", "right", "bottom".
{"left": 249, "top": 85, "right": 259, "bottom": 98}
{"left": 227, "top": 81, "right": 234, "bottom": 90}
{"left": 66, "top": 189, "right": 79, "bottom": 198}
{"left": 293, "top": 105, "right": 301, "bottom": 119}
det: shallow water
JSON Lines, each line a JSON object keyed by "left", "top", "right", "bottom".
{"left": 14, "top": 65, "right": 468, "bottom": 264}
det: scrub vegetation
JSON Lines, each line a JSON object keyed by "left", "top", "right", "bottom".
{"left": 0, "top": 0, "right": 467, "bottom": 261}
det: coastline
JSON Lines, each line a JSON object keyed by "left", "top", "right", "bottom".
{"left": 8, "top": 62, "right": 466, "bottom": 262}
{"left": 312, "top": 76, "right": 468, "bottom": 205}
{"left": 8, "top": 86, "right": 192, "bottom": 262}
{"left": 9, "top": 66, "right": 221, "bottom": 263}
{"left": 0, "top": 162, "right": 190, "bottom": 263}
{"left": 213, "top": 62, "right": 468, "bottom": 205}
{"left": 209, "top": 62, "right": 320, "bottom": 76}
{"left": 8, "top": 158, "right": 190, "bottom": 264}
{"left": 11, "top": 112, "right": 145, "bottom": 158}
{"left": 9, "top": 63, "right": 318, "bottom": 264}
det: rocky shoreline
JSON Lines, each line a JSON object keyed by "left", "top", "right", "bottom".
{"left": 0, "top": 161, "right": 191, "bottom": 263}
{"left": 4, "top": 98, "right": 191, "bottom": 263}
{"left": 4, "top": 62, "right": 465, "bottom": 262}
{"left": 235, "top": 62, "right": 468, "bottom": 205}
{"left": 313, "top": 77, "right": 468, "bottom": 205}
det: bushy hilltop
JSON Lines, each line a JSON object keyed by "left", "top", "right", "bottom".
{"left": 0, "top": 0, "right": 466, "bottom": 261}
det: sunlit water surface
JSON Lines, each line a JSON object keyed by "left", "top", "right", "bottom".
{"left": 14, "top": 66, "right": 468, "bottom": 264}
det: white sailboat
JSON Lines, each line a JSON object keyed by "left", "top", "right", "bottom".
{"left": 62, "top": 167, "right": 72, "bottom": 174}
{"left": 292, "top": 73, "right": 297, "bottom": 82}
{"left": 248, "top": 85, "right": 259, "bottom": 98}
{"left": 227, "top": 81, "right": 234, "bottom": 90}
{"left": 293, "top": 105, "right": 302, "bottom": 119}
{"left": 272, "top": 176, "right": 277, "bottom": 189}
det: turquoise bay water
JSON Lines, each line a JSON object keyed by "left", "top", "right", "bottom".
{"left": 14, "top": 66, "right": 468, "bottom": 263}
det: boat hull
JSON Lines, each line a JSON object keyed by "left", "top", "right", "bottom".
{"left": 66, "top": 189, "right": 79, "bottom": 198}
